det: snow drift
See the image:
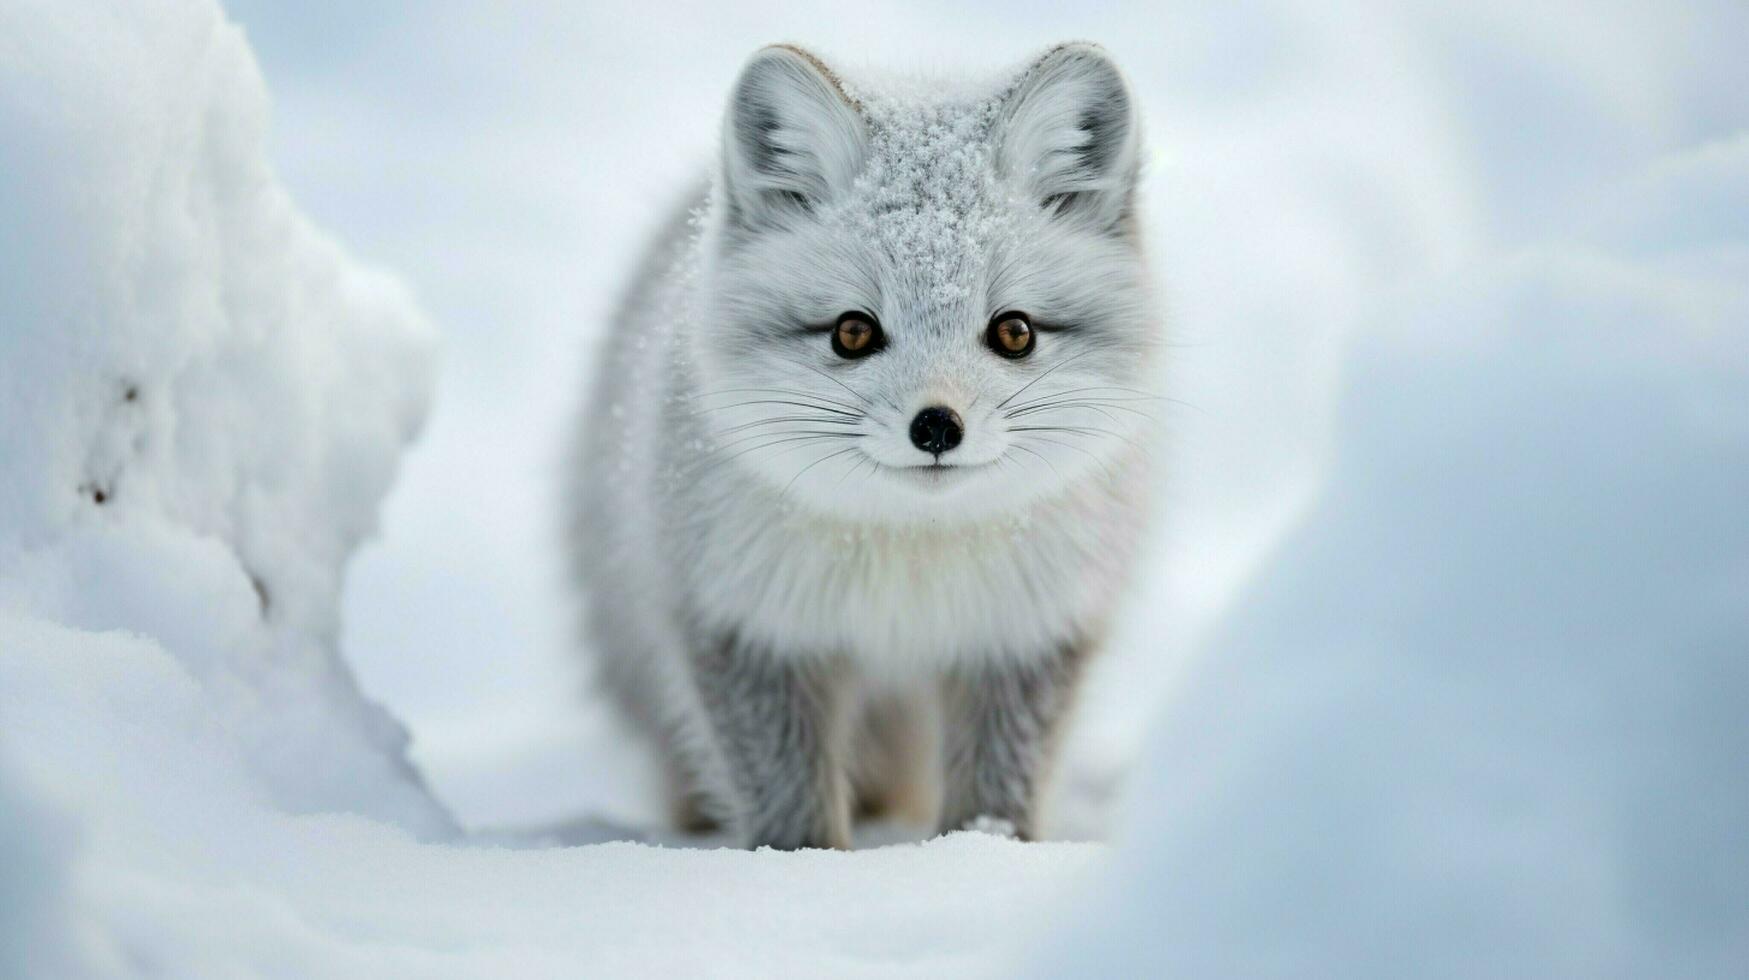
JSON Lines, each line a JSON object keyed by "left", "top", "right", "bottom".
{"left": 0, "top": 0, "right": 444, "bottom": 834}
{"left": 1, "top": 0, "right": 450, "bottom": 962}
{"left": 1052, "top": 136, "right": 1749, "bottom": 976}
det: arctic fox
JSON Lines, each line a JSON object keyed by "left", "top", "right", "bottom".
{"left": 569, "top": 42, "right": 1159, "bottom": 849}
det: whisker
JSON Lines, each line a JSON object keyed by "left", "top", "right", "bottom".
{"left": 715, "top": 431, "right": 862, "bottom": 464}
{"left": 1008, "top": 442, "right": 1066, "bottom": 483}
{"left": 782, "top": 446, "right": 864, "bottom": 497}
{"left": 713, "top": 414, "right": 863, "bottom": 437}
{"left": 692, "top": 398, "right": 863, "bottom": 420}
{"left": 694, "top": 387, "right": 865, "bottom": 415}
{"left": 682, "top": 437, "right": 831, "bottom": 483}
{"left": 1006, "top": 388, "right": 1155, "bottom": 411}
{"left": 1005, "top": 385, "right": 1199, "bottom": 415}
{"left": 1015, "top": 434, "right": 1116, "bottom": 485}
{"left": 715, "top": 426, "right": 865, "bottom": 452}
{"left": 775, "top": 355, "right": 877, "bottom": 409}
{"left": 1008, "top": 400, "right": 1127, "bottom": 426}
{"left": 994, "top": 349, "right": 1098, "bottom": 411}
{"left": 1006, "top": 399, "right": 1159, "bottom": 423}
{"left": 832, "top": 452, "right": 874, "bottom": 492}
{"left": 1009, "top": 423, "right": 1146, "bottom": 453}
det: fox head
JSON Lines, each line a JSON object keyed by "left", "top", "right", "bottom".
{"left": 691, "top": 43, "right": 1157, "bottom": 524}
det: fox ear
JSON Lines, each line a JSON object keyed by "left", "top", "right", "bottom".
{"left": 721, "top": 45, "right": 865, "bottom": 229}
{"left": 997, "top": 43, "right": 1141, "bottom": 233}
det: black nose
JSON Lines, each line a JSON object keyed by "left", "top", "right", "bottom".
{"left": 909, "top": 406, "right": 964, "bottom": 456}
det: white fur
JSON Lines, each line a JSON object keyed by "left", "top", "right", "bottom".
{"left": 568, "top": 43, "right": 1159, "bottom": 807}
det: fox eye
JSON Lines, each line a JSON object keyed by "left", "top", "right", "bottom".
{"left": 832, "top": 311, "right": 883, "bottom": 359}
{"left": 986, "top": 311, "right": 1035, "bottom": 358}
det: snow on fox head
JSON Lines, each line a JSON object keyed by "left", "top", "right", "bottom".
{"left": 691, "top": 43, "right": 1156, "bottom": 524}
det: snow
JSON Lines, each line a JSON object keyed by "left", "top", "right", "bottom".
{"left": 1, "top": 615, "right": 1099, "bottom": 976}
{"left": 3, "top": 0, "right": 1747, "bottom": 975}
{"left": 0, "top": 0, "right": 445, "bottom": 837}
{"left": 0, "top": 745, "right": 79, "bottom": 979}
{"left": 1051, "top": 133, "right": 1749, "bottom": 977}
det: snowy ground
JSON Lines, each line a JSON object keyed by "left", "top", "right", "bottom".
{"left": 3, "top": 0, "right": 1746, "bottom": 976}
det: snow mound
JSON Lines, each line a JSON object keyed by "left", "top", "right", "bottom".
{"left": 1049, "top": 136, "right": 1749, "bottom": 976}
{"left": 0, "top": 0, "right": 446, "bottom": 837}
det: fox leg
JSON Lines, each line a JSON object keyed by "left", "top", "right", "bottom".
{"left": 661, "top": 749, "right": 721, "bottom": 835}
{"left": 690, "top": 633, "right": 852, "bottom": 850}
{"left": 850, "top": 689, "right": 941, "bottom": 827}
{"left": 939, "top": 645, "right": 1085, "bottom": 841}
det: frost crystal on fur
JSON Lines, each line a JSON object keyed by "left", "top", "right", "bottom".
{"left": 838, "top": 92, "right": 1010, "bottom": 305}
